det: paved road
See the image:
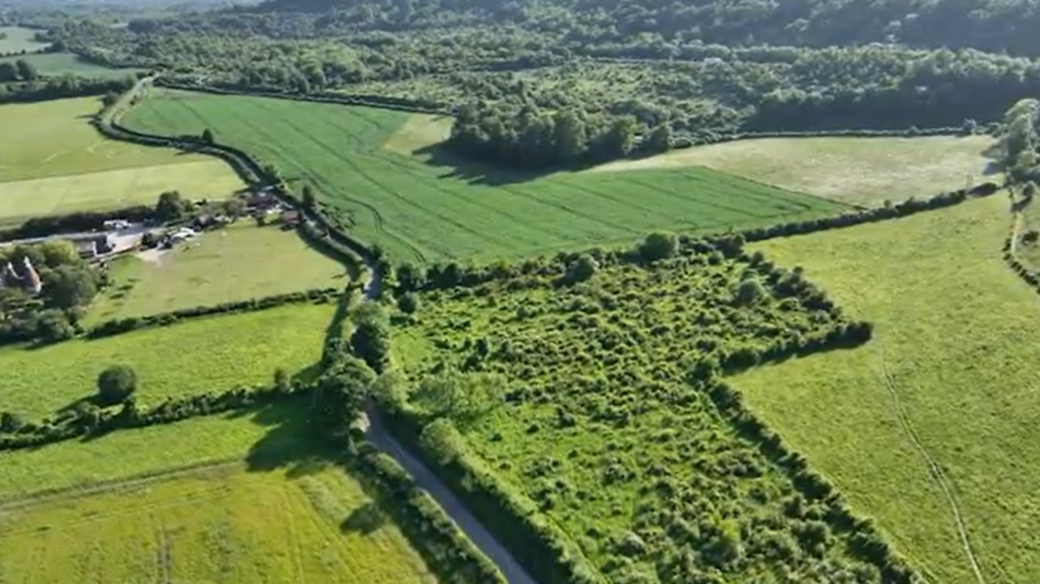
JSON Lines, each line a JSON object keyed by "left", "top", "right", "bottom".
{"left": 356, "top": 262, "right": 536, "bottom": 584}
{"left": 363, "top": 410, "right": 538, "bottom": 584}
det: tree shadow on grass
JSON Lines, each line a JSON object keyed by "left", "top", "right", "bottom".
{"left": 243, "top": 395, "right": 338, "bottom": 480}
{"left": 412, "top": 142, "right": 556, "bottom": 187}
{"left": 340, "top": 501, "right": 387, "bottom": 535}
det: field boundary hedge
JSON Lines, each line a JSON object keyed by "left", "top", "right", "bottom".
{"left": 371, "top": 399, "right": 606, "bottom": 584}
{"left": 0, "top": 381, "right": 300, "bottom": 453}
{"left": 349, "top": 443, "right": 508, "bottom": 584}
{"left": 86, "top": 286, "right": 341, "bottom": 340}
{"left": 705, "top": 378, "right": 917, "bottom": 582}
{"left": 155, "top": 78, "right": 451, "bottom": 115}
{"left": 0, "top": 205, "right": 156, "bottom": 242}
{"left": 1002, "top": 215, "right": 1040, "bottom": 295}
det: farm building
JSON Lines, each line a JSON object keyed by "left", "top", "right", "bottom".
{"left": 68, "top": 234, "right": 114, "bottom": 259}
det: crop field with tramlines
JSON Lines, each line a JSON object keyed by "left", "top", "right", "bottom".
{"left": 122, "top": 89, "right": 844, "bottom": 264}
{"left": 734, "top": 194, "right": 1040, "bottom": 583}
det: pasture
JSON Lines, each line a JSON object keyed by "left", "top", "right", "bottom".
{"left": 392, "top": 249, "right": 889, "bottom": 581}
{"left": 593, "top": 135, "right": 996, "bottom": 204}
{"left": 0, "top": 97, "right": 243, "bottom": 224}
{"left": 123, "top": 90, "right": 844, "bottom": 264}
{"left": 0, "top": 26, "right": 49, "bottom": 54}
{"left": 90, "top": 222, "right": 348, "bottom": 322}
{"left": 0, "top": 52, "right": 143, "bottom": 79}
{"left": 0, "top": 399, "right": 436, "bottom": 584}
{"left": 0, "top": 303, "right": 334, "bottom": 420}
{"left": 734, "top": 194, "right": 1040, "bottom": 583}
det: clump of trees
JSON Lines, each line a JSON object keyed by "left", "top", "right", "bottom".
{"left": 0, "top": 241, "right": 102, "bottom": 346}
{"left": 450, "top": 101, "right": 653, "bottom": 169}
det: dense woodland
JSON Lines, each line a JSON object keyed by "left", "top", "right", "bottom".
{"left": 24, "top": 0, "right": 1040, "bottom": 167}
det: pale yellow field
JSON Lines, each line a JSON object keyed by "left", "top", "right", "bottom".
{"left": 591, "top": 135, "right": 997, "bottom": 203}
{"left": 382, "top": 113, "right": 453, "bottom": 155}
{"left": 734, "top": 195, "right": 1040, "bottom": 583}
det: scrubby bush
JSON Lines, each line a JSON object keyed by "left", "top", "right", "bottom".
{"left": 639, "top": 232, "right": 677, "bottom": 262}
{"left": 570, "top": 254, "right": 599, "bottom": 282}
{"left": 398, "top": 292, "right": 420, "bottom": 314}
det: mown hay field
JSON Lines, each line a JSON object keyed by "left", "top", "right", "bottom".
{"left": 89, "top": 222, "right": 348, "bottom": 323}
{"left": 593, "top": 135, "right": 996, "bottom": 204}
{"left": 123, "top": 89, "right": 845, "bottom": 264}
{"left": 0, "top": 98, "right": 243, "bottom": 224}
{"left": 734, "top": 194, "right": 1040, "bottom": 583}
{"left": 0, "top": 303, "right": 334, "bottom": 420}
{"left": 0, "top": 26, "right": 49, "bottom": 53}
{"left": 0, "top": 53, "right": 142, "bottom": 78}
{"left": 0, "top": 399, "right": 436, "bottom": 584}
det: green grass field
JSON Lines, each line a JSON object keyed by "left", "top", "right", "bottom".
{"left": 594, "top": 135, "right": 997, "bottom": 204}
{"left": 0, "top": 53, "right": 142, "bottom": 79}
{"left": 89, "top": 222, "right": 348, "bottom": 322}
{"left": 0, "top": 399, "right": 436, "bottom": 584}
{"left": 733, "top": 194, "right": 1039, "bottom": 583}
{"left": 0, "top": 26, "right": 49, "bottom": 54}
{"left": 123, "top": 90, "right": 845, "bottom": 263}
{"left": 0, "top": 303, "right": 334, "bottom": 420}
{"left": 0, "top": 97, "right": 244, "bottom": 224}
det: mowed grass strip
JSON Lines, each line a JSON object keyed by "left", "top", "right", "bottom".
{"left": 0, "top": 303, "right": 334, "bottom": 420}
{"left": 0, "top": 399, "right": 436, "bottom": 584}
{"left": 124, "top": 90, "right": 844, "bottom": 263}
{"left": 0, "top": 161, "right": 243, "bottom": 226}
{"left": 733, "top": 195, "right": 1040, "bottom": 583}
{"left": 89, "top": 222, "right": 348, "bottom": 322}
{"left": 593, "top": 135, "right": 997, "bottom": 204}
{"left": 0, "top": 53, "right": 142, "bottom": 79}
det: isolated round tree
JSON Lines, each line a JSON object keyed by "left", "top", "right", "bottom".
{"left": 97, "top": 365, "right": 138, "bottom": 405}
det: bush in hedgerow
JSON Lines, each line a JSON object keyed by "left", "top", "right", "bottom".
{"left": 97, "top": 364, "right": 138, "bottom": 405}
{"left": 398, "top": 292, "right": 419, "bottom": 314}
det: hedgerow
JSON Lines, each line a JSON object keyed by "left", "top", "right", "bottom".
{"left": 86, "top": 286, "right": 340, "bottom": 339}
{"left": 349, "top": 443, "right": 508, "bottom": 584}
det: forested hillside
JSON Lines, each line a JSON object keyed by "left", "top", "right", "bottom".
{"left": 40, "top": 0, "right": 1040, "bottom": 168}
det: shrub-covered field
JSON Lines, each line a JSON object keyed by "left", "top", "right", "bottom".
{"left": 123, "top": 90, "right": 845, "bottom": 263}
{"left": 90, "top": 223, "right": 348, "bottom": 322}
{"left": 0, "top": 303, "right": 333, "bottom": 420}
{"left": 593, "top": 135, "right": 997, "bottom": 204}
{"left": 0, "top": 53, "right": 142, "bottom": 78}
{"left": 734, "top": 194, "right": 1040, "bottom": 583}
{"left": 391, "top": 244, "right": 892, "bottom": 582}
{"left": 0, "top": 97, "right": 243, "bottom": 224}
{"left": 0, "top": 399, "right": 436, "bottom": 584}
